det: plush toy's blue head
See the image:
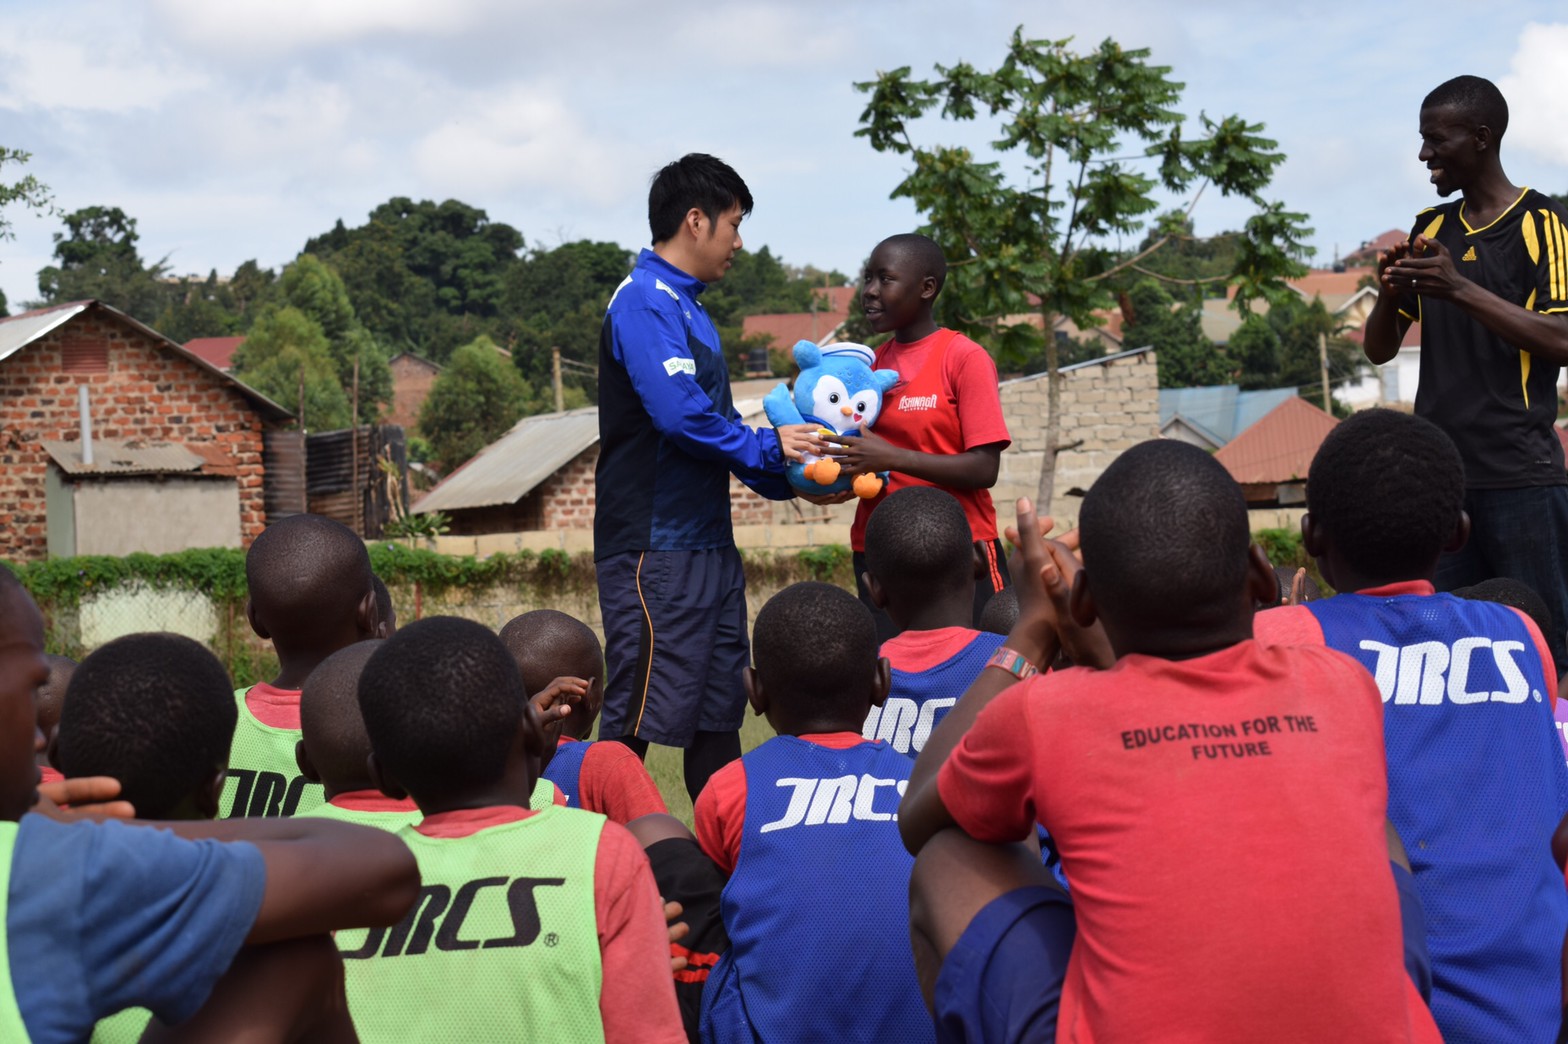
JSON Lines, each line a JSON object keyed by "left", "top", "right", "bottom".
{"left": 791, "top": 341, "right": 899, "bottom": 435}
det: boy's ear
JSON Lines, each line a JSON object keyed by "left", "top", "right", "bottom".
{"left": 863, "top": 571, "right": 889, "bottom": 611}
{"left": 582, "top": 676, "right": 604, "bottom": 738}
{"left": 743, "top": 665, "right": 768, "bottom": 717}
{"left": 1300, "top": 513, "right": 1324, "bottom": 559}
{"left": 1245, "top": 545, "right": 1278, "bottom": 606}
{"left": 244, "top": 598, "right": 269, "bottom": 641}
{"left": 196, "top": 768, "right": 226, "bottom": 820}
{"left": 354, "top": 588, "right": 378, "bottom": 640}
{"left": 871, "top": 657, "right": 892, "bottom": 708}
{"left": 295, "top": 739, "right": 321, "bottom": 784}
{"left": 366, "top": 752, "right": 407, "bottom": 801}
{"left": 919, "top": 274, "right": 939, "bottom": 303}
{"left": 1446, "top": 510, "right": 1471, "bottom": 554}
{"left": 1068, "top": 570, "right": 1098, "bottom": 629}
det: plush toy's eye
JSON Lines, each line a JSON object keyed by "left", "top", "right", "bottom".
{"left": 855, "top": 400, "right": 868, "bottom": 413}
{"left": 828, "top": 392, "right": 840, "bottom": 403}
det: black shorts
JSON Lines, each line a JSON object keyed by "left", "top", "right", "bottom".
{"left": 596, "top": 547, "right": 750, "bottom": 745}
{"left": 646, "top": 837, "right": 728, "bottom": 1044}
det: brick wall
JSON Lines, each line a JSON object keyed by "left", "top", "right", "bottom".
{"left": 389, "top": 355, "right": 439, "bottom": 431}
{"left": 0, "top": 308, "right": 270, "bottom": 562}
{"left": 994, "top": 348, "right": 1162, "bottom": 529}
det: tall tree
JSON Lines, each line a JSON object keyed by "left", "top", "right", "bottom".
{"left": 418, "top": 335, "right": 533, "bottom": 472}
{"left": 278, "top": 254, "right": 391, "bottom": 421}
{"left": 36, "top": 205, "right": 170, "bottom": 321}
{"left": 855, "top": 29, "right": 1312, "bottom": 505}
{"left": 230, "top": 306, "right": 352, "bottom": 430}
{"left": 1121, "top": 279, "right": 1226, "bottom": 388}
{"left": 0, "top": 146, "right": 53, "bottom": 263}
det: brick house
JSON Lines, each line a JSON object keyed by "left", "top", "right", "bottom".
{"left": 389, "top": 351, "right": 441, "bottom": 432}
{"left": 412, "top": 395, "right": 778, "bottom": 536}
{"left": 0, "top": 300, "right": 292, "bottom": 562}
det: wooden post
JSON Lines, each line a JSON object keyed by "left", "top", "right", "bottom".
{"left": 552, "top": 346, "right": 564, "bottom": 413}
{"left": 352, "top": 355, "right": 362, "bottom": 536}
{"left": 1318, "top": 332, "right": 1331, "bottom": 412}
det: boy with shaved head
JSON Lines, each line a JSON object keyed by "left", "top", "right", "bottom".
{"left": 499, "top": 610, "right": 667, "bottom": 824}
{"left": 901, "top": 441, "right": 1441, "bottom": 1041}
{"left": 225, "top": 513, "right": 378, "bottom": 818}
{"left": 826, "top": 233, "right": 1012, "bottom": 639}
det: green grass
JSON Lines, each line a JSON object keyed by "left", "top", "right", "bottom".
{"left": 633, "top": 713, "right": 777, "bottom": 827}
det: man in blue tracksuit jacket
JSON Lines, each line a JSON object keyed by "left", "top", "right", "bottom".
{"left": 594, "top": 153, "right": 819, "bottom": 802}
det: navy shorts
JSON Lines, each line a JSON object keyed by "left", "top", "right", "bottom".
{"left": 934, "top": 885, "right": 1076, "bottom": 1044}
{"left": 596, "top": 547, "right": 749, "bottom": 746}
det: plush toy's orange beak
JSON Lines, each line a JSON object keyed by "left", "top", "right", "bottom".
{"left": 840, "top": 405, "right": 853, "bottom": 416}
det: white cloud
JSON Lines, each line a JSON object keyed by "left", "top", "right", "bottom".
{"left": 0, "top": 37, "right": 206, "bottom": 114}
{"left": 411, "top": 88, "right": 644, "bottom": 206}
{"left": 1499, "top": 23, "right": 1568, "bottom": 166}
{"left": 149, "top": 0, "right": 496, "bottom": 53}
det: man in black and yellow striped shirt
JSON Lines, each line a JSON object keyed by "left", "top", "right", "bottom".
{"left": 1363, "top": 74, "right": 1568, "bottom": 677}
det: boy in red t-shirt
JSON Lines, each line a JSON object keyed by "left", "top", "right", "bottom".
{"left": 825, "top": 233, "right": 1011, "bottom": 640}
{"left": 499, "top": 609, "right": 668, "bottom": 823}
{"left": 902, "top": 439, "right": 1441, "bottom": 1042}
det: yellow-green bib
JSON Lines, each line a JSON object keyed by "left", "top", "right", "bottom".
{"left": 0, "top": 822, "right": 30, "bottom": 1042}
{"left": 338, "top": 805, "right": 606, "bottom": 1044}
{"left": 221, "top": 687, "right": 325, "bottom": 818}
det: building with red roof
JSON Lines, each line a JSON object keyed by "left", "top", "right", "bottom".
{"left": 183, "top": 335, "right": 246, "bottom": 372}
{"left": 1214, "top": 395, "right": 1338, "bottom": 505}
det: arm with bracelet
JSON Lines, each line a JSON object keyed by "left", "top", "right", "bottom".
{"left": 899, "top": 497, "right": 1071, "bottom": 855}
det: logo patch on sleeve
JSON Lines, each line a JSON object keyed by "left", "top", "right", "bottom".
{"left": 663, "top": 357, "right": 696, "bottom": 376}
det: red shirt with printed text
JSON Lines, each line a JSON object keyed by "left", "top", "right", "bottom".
{"left": 850, "top": 329, "right": 1010, "bottom": 549}
{"left": 938, "top": 640, "right": 1440, "bottom": 1042}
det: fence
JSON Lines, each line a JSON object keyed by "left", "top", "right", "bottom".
{"left": 13, "top": 543, "right": 856, "bottom": 686}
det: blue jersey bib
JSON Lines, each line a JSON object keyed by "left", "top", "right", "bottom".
{"left": 542, "top": 740, "right": 590, "bottom": 810}
{"left": 699, "top": 736, "right": 933, "bottom": 1044}
{"left": 863, "top": 631, "right": 1004, "bottom": 757}
{"left": 1308, "top": 592, "right": 1568, "bottom": 1042}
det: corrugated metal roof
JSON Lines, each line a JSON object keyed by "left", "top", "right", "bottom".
{"left": 413, "top": 398, "right": 773, "bottom": 514}
{"left": 414, "top": 408, "right": 602, "bottom": 513}
{"left": 43, "top": 438, "right": 205, "bottom": 476}
{"left": 1214, "top": 396, "right": 1338, "bottom": 485}
{"left": 1158, "top": 385, "right": 1298, "bottom": 445}
{"left": 0, "top": 300, "right": 291, "bottom": 421}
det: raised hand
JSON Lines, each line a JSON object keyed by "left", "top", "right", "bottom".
{"left": 530, "top": 676, "right": 589, "bottom": 726}
{"left": 35, "top": 775, "right": 136, "bottom": 819}
{"left": 1387, "top": 236, "right": 1464, "bottom": 300}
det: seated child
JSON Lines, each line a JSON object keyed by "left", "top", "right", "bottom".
{"left": 694, "top": 582, "right": 934, "bottom": 1044}
{"left": 35, "top": 653, "right": 74, "bottom": 785}
{"left": 859, "top": 487, "right": 1004, "bottom": 757}
{"left": 1254, "top": 408, "right": 1568, "bottom": 1042}
{"left": 296, "top": 640, "right": 422, "bottom": 833}
{"left": 978, "top": 588, "right": 1017, "bottom": 636}
{"left": 343, "top": 615, "right": 685, "bottom": 1043}
{"left": 0, "top": 575, "right": 419, "bottom": 1043}
{"left": 901, "top": 440, "right": 1441, "bottom": 1041}
{"left": 500, "top": 609, "right": 667, "bottom": 823}
{"left": 225, "top": 513, "right": 379, "bottom": 818}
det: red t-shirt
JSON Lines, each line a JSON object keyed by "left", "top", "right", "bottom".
{"left": 325, "top": 789, "right": 420, "bottom": 815}
{"left": 694, "top": 732, "right": 864, "bottom": 875}
{"left": 938, "top": 640, "right": 1440, "bottom": 1042}
{"left": 558, "top": 737, "right": 669, "bottom": 824}
{"left": 415, "top": 805, "right": 685, "bottom": 1044}
{"left": 245, "top": 682, "right": 302, "bottom": 729}
{"left": 881, "top": 625, "right": 985, "bottom": 672}
{"left": 850, "top": 329, "right": 1010, "bottom": 549}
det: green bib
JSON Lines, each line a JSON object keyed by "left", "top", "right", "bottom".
{"left": 89, "top": 1006, "right": 150, "bottom": 1044}
{"left": 339, "top": 805, "right": 607, "bottom": 1044}
{"left": 0, "top": 823, "right": 30, "bottom": 1042}
{"left": 302, "top": 800, "right": 423, "bottom": 834}
{"left": 221, "top": 687, "right": 325, "bottom": 818}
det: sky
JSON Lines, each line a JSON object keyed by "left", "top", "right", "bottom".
{"left": 1, "top": 1, "right": 1566, "bottom": 312}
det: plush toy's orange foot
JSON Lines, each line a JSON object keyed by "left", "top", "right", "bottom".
{"left": 807, "top": 458, "right": 842, "bottom": 485}
{"left": 852, "top": 473, "right": 883, "bottom": 499}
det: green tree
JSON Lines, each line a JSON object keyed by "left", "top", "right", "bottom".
{"left": 155, "top": 269, "right": 243, "bottom": 343}
{"left": 855, "top": 29, "right": 1312, "bottom": 503}
{"left": 1230, "top": 294, "right": 1359, "bottom": 405}
{"left": 419, "top": 335, "right": 532, "bottom": 471}
{"left": 0, "top": 146, "right": 52, "bottom": 249}
{"left": 1121, "top": 279, "right": 1226, "bottom": 388}
{"left": 503, "top": 239, "right": 633, "bottom": 396}
{"left": 278, "top": 254, "right": 391, "bottom": 421}
{"left": 36, "top": 205, "right": 171, "bottom": 321}
{"left": 231, "top": 306, "right": 352, "bottom": 430}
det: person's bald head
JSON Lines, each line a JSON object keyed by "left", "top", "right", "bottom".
{"left": 498, "top": 610, "right": 604, "bottom": 740}
{"left": 245, "top": 514, "right": 376, "bottom": 656}
{"left": 298, "top": 640, "right": 383, "bottom": 796}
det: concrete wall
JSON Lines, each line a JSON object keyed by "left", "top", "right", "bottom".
{"left": 71, "top": 477, "right": 242, "bottom": 555}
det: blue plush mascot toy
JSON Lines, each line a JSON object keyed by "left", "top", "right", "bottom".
{"left": 762, "top": 340, "right": 899, "bottom": 498}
